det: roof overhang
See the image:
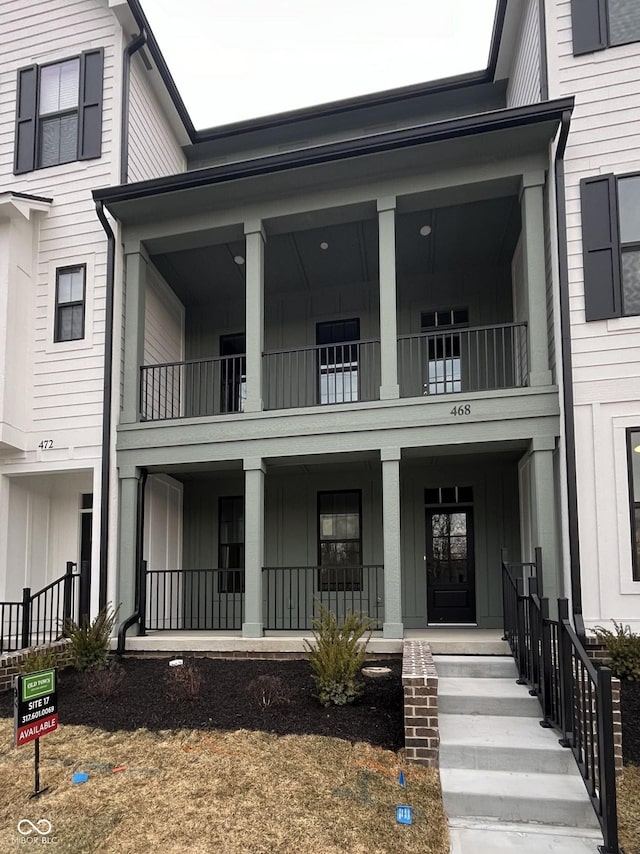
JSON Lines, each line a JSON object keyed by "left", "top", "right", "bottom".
{"left": 94, "top": 97, "right": 574, "bottom": 227}
{"left": 0, "top": 192, "right": 52, "bottom": 222}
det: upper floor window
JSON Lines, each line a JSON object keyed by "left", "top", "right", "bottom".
{"left": 580, "top": 173, "right": 640, "bottom": 321}
{"left": 55, "top": 266, "right": 86, "bottom": 342}
{"left": 572, "top": 0, "right": 640, "bottom": 55}
{"left": 14, "top": 49, "right": 103, "bottom": 175}
{"left": 627, "top": 429, "right": 640, "bottom": 582}
{"left": 421, "top": 308, "right": 469, "bottom": 395}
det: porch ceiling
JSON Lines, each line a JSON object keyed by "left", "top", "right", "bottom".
{"left": 151, "top": 193, "right": 520, "bottom": 305}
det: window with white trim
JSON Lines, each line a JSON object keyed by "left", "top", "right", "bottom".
{"left": 54, "top": 266, "right": 86, "bottom": 342}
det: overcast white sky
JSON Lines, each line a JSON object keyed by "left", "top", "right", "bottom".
{"left": 140, "top": 0, "right": 498, "bottom": 130}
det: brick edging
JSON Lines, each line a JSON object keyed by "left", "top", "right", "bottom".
{"left": 402, "top": 640, "right": 439, "bottom": 767}
{"left": 0, "top": 640, "right": 73, "bottom": 693}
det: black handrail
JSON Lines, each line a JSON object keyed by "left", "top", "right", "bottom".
{"left": 0, "top": 562, "right": 86, "bottom": 654}
{"left": 501, "top": 551, "right": 620, "bottom": 854}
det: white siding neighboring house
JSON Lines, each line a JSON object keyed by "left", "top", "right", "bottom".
{"left": 545, "top": 0, "right": 640, "bottom": 630}
{"left": 0, "top": 0, "right": 187, "bottom": 614}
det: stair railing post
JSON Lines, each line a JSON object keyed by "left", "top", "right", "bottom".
{"left": 515, "top": 577, "right": 527, "bottom": 683}
{"left": 501, "top": 548, "right": 509, "bottom": 642}
{"left": 596, "top": 667, "right": 619, "bottom": 854}
{"left": 539, "top": 596, "right": 554, "bottom": 727}
{"left": 534, "top": 546, "right": 543, "bottom": 598}
{"left": 79, "top": 561, "right": 91, "bottom": 623}
{"left": 20, "top": 587, "right": 31, "bottom": 650}
{"left": 63, "top": 562, "right": 75, "bottom": 625}
{"left": 558, "top": 598, "right": 573, "bottom": 747}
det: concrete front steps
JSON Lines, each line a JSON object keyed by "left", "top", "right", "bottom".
{"left": 435, "top": 655, "right": 602, "bottom": 852}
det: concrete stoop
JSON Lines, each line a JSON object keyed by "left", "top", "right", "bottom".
{"left": 435, "top": 655, "right": 602, "bottom": 852}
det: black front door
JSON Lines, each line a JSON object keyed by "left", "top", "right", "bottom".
{"left": 426, "top": 507, "right": 475, "bottom": 623}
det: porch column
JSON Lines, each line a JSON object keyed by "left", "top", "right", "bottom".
{"left": 244, "top": 220, "right": 266, "bottom": 413}
{"left": 521, "top": 173, "right": 552, "bottom": 387}
{"left": 381, "top": 448, "right": 403, "bottom": 638}
{"left": 122, "top": 248, "right": 147, "bottom": 424}
{"left": 117, "top": 467, "right": 140, "bottom": 625}
{"left": 243, "top": 457, "right": 265, "bottom": 637}
{"left": 377, "top": 197, "right": 400, "bottom": 400}
{"left": 529, "top": 437, "right": 560, "bottom": 602}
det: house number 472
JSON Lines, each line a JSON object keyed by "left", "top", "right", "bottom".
{"left": 38, "top": 439, "right": 54, "bottom": 449}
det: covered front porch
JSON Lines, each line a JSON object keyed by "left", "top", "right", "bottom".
{"left": 116, "top": 440, "right": 560, "bottom": 645}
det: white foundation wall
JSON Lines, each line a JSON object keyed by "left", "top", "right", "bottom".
{"left": 546, "top": 0, "right": 640, "bottom": 628}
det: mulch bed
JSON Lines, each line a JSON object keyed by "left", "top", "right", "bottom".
{"left": 621, "top": 680, "right": 640, "bottom": 766}
{"left": 0, "top": 656, "right": 405, "bottom": 752}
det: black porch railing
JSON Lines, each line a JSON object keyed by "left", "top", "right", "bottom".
{"left": 263, "top": 339, "right": 381, "bottom": 410}
{"left": 143, "top": 568, "right": 244, "bottom": 632}
{"left": 502, "top": 550, "right": 620, "bottom": 854}
{"left": 398, "top": 321, "right": 528, "bottom": 397}
{"left": 262, "top": 565, "right": 384, "bottom": 630}
{"left": 0, "top": 562, "right": 89, "bottom": 654}
{"left": 140, "top": 354, "right": 246, "bottom": 421}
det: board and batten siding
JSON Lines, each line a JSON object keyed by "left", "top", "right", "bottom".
{"left": 507, "top": 0, "right": 542, "bottom": 108}
{"left": 144, "top": 264, "right": 184, "bottom": 367}
{"left": 127, "top": 55, "right": 185, "bottom": 183}
{"left": 546, "top": 0, "right": 640, "bottom": 626}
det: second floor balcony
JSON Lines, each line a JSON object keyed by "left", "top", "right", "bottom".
{"left": 139, "top": 321, "right": 528, "bottom": 421}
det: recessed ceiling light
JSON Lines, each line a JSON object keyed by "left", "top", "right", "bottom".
{"left": 419, "top": 225, "right": 432, "bottom": 237}
{"left": 320, "top": 241, "right": 329, "bottom": 250}
{"left": 233, "top": 255, "right": 245, "bottom": 265}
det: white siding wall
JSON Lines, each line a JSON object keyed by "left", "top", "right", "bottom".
{"left": 127, "top": 55, "right": 185, "bottom": 183}
{"left": 507, "top": 0, "right": 542, "bottom": 107}
{"left": 546, "top": 0, "right": 640, "bottom": 627}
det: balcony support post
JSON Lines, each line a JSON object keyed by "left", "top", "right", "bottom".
{"left": 381, "top": 448, "right": 403, "bottom": 638}
{"left": 244, "top": 220, "right": 266, "bottom": 413}
{"left": 243, "top": 457, "right": 265, "bottom": 637}
{"left": 524, "top": 437, "right": 560, "bottom": 603}
{"left": 521, "top": 173, "right": 552, "bottom": 387}
{"left": 377, "top": 197, "right": 400, "bottom": 400}
{"left": 122, "top": 248, "right": 147, "bottom": 424}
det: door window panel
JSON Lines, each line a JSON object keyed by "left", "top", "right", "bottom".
{"left": 316, "top": 319, "right": 360, "bottom": 404}
{"left": 318, "top": 490, "right": 362, "bottom": 590}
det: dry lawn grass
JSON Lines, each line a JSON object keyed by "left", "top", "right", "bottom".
{"left": 0, "top": 719, "right": 448, "bottom": 854}
{"left": 618, "top": 765, "right": 640, "bottom": 854}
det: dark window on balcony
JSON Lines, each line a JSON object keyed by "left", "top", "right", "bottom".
{"left": 316, "top": 318, "right": 360, "bottom": 404}
{"left": 421, "top": 308, "right": 468, "bottom": 394}
{"left": 218, "top": 496, "right": 244, "bottom": 593}
{"left": 317, "top": 490, "right": 362, "bottom": 591}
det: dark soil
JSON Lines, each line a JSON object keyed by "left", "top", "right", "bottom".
{"left": 621, "top": 679, "right": 640, "bottom": 765}
{"left": 0, "top": 657, "right": 404, "bottom": 752}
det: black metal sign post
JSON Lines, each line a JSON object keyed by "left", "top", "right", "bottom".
{"left": 14, "top": 669, "right": 58, "bottom": 798}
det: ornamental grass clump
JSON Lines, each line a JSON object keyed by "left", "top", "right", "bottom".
{"left": 305, "top": 602, "right": 375, "bottom": 707}
{"left": 593, "top": 621, "right": 640, "bottom": 681}
{"left": 64, "top": 604, "right": 119, "bottom": 672}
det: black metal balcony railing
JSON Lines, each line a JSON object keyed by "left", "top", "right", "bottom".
{"left": 263, "top": 340, "right": 381, "bottom": 410}
{"left": 140, "top": 355, "right": 246, "bottom": 421}
{"left": 0, "top": 562, "right": 89, "bottom": 653}
{"left": 502, "top": 550, "right": 620, "bottom": 853}
{"left": 397, "top": 321, "right": 528, "bottom": 398}
{"left": 144, "top": 568, "right": 244, "bottom": 631}
{"left": 262, "top": 565, "right": 384, "bottom": 630}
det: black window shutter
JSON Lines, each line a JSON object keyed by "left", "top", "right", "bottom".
{"left": 14, "top": 65, "right": 38, "bottom": 174}
{"left": 580, "top": 175, "right": 622, "bottom": 321}
{"left": 571, "top": 0, "right": 608, "bottom": 54}
{"left": 78, "top": 48, "right": 103, "bottom": 160}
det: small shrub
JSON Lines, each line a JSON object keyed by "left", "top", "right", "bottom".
{"left": 166, "top": 659, "right": 202, "bottom": 701}
{"left": 247, "top": 674, "right": 291, "bottom": 710}
{"left": 64, "top": 605, "right": 119, "bottom": 672}
{"left": 593, "top": 621, "right": 640, "bottom": 681}
{"left": 17, "top": 646, "right": 58, "bottom": 674}
{"left": 85, "top": 661, "right": 125, "bottom": 700}
{"left": 305, "top": 602, "right": 375, "bottom": 707}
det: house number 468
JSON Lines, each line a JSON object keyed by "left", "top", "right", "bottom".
{"left": 450, "top": 405, "right": 471, "bottom": 416}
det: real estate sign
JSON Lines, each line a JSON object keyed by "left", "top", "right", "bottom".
{"left": 14, "top": 669, "right": 58, "bottom": 747}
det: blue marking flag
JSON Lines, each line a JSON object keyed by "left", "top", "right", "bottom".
{"left": 72, "top": 772, "right": 89, "bottom": 784}
{"left": 396, "top": 805, "right": 413, "bottom": 825}
{"left": 398, "top": 770, "right": 406, "bottom": 788}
